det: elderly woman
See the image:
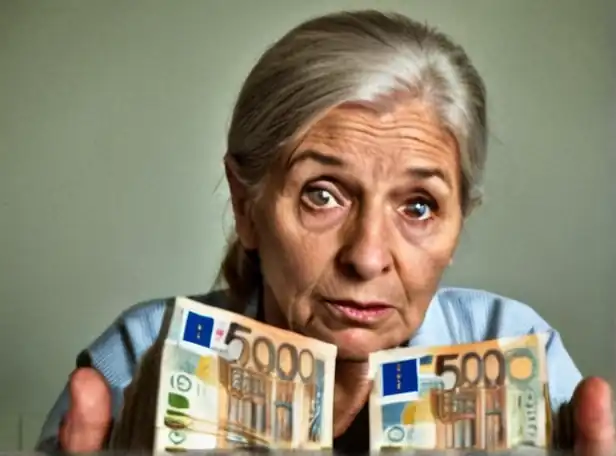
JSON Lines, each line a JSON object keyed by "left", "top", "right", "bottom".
{"left": 37, "top": 9, "right": 612, "bottom": 453}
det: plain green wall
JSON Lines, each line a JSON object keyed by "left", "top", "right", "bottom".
{"left": 1, "top": 0, "right": 614, "bottom": 449}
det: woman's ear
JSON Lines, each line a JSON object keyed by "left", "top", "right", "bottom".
{"left": 225, "top": 158, "right": 258, "bottom": 250}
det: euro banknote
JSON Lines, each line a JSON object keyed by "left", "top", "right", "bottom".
{"left": 368, "top": 334, "right": 551, "bottom": 451}
{"left": 153, "top": 297, "right": 337, "bottom": 452}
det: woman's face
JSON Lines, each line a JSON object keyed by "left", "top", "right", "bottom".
{"left": 234, "top": 100, "right": 463, "bottom": 361}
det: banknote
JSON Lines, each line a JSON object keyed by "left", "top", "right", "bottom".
{"left": 153, "top": 297, "right": 337, "bottom": 452}
{"left": 368, "top": 334, "right": 551, "bottom": 451}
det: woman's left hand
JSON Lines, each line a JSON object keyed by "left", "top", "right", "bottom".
{"left": 573, "top": 377, "right": 615, "bottom": 454}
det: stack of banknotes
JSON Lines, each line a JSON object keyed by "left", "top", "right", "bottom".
{"left": 368, "top": 333, "right": 551, "bottom": 451}
{"left": 110, "top": 296, "right": 554, "bottom": 452}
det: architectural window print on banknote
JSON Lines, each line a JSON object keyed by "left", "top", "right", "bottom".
{"left": 369, "top": 334, "right": 551, "bottom": 451}
{"left": 154, "top": 297, "right": 337, "bottom": 451}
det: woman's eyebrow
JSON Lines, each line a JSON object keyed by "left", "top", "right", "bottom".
{"left": 406, "top": 166, "right": 452, "bottom": 190}
{"left": 287, "top": 149, "right": 452, "bottom": 190}
{"left": 287, "top": 149, "right": 344, "bottom": 170}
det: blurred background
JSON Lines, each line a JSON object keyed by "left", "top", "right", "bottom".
{"left": 1, "top": 0, "right": 614, "bottom": 449}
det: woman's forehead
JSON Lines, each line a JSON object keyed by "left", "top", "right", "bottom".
{"left": 292, "top": 101, "right": 459, "bottom": 173}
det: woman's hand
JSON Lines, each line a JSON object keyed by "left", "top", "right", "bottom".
{"left": 59, "top": 368, "right": 112, "bottom": 452}
{"left": 573, "top": 377, "right": 615, "bottom": 454}
{"left": 59, "top": 340, "right": 161, "bottom": 452}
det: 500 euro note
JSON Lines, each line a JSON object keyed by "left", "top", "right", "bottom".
{"left": 368, "top": 334, "right": 551, "bottom": 451}
{"left": 150, "top": 297, "right": 337, "bottom": 452}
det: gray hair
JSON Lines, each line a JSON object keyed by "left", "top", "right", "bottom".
{"left": 219, "top": 10, "right": 487, "bottom": 306}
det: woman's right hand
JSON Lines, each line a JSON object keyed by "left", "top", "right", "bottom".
{"left": 59, "top": 368, "right": 112, "bottom": 452}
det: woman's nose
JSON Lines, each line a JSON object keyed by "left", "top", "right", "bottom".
{"left": 337, "top": 214, "right": 393, "bottom": 281}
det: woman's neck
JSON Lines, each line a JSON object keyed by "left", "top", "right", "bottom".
{"left": 261, "top": 287, "right": 372, "bottom": 437}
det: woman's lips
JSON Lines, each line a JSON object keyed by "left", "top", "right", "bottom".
{"left": 324, "top": 299, "right": 394, "bottom": 325}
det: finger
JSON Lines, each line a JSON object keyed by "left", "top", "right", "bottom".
{"left": 573, "top": 377, "right": 615, "bottom": 444}
{"left": 59, "top": 367, "right": 112, "bottom": 452}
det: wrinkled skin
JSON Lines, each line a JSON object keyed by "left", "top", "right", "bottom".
{"left": 229, "top": 101, "right": 464, "bottom": 434}
{"left": 59, "top": 103, "right": 615, "bottom": 453}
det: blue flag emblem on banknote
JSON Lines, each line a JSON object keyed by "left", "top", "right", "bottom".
{"left": 381, "top": 358, "right": 419, "bottom": 397}
{"left": 182, "top": 311, "right": 214, "bottom": 348}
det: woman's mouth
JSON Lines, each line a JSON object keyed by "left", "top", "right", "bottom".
{"left": 324, "top": 299, "right": 394, "bottom": 325}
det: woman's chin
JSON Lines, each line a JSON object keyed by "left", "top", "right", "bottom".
{"left": 328, "top": 327, "right": 397, "bottom": 361}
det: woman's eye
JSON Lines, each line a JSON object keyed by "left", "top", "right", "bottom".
{"left": 302, "top": 188, "right": 341, "bottom": 209}
{"left": 403, "top": 200, "right": 434, "bottom": 221}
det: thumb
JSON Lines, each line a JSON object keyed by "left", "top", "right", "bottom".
{"left": 573, "top": 377, "right": 615, "bottom": 444}
{"left": 60, "top": 367, "right": 112, "bottom": 452}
